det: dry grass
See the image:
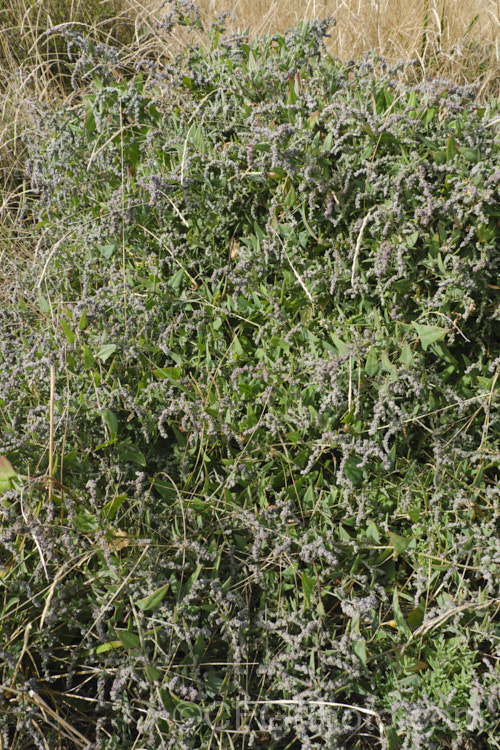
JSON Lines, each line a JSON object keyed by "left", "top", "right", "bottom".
{"left": 0, "top": 0, "right": 498, "bottom": 299}
{"left": 1, "top": 0, "right": 498, "bottom": 93}
{"left": 138, "top": 0, "right": 499, "bottom": 84}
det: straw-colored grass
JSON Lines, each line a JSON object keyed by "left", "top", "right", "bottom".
{"left": 127, "top": 0, "right": 499, "bottom": 94}
{"left": 0, "top": 0, "right": 498, "bottom": 298}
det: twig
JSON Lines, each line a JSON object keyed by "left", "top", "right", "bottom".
{"left": 34, "top": 234, "right": 70, "bottom": 290}
{"left": 28, "top": 690, "right": 88, "bottom": 749}
{"left": 273, "top": 229, "right": 315, "bottom": 313}
{"left": 480, "top": 364, "right": 499, "bottom": 450}
{"left": 402, "top": 595, "right": 500, "bottom": 653}
{"left": 20, "top": 486, "right": 49, "bottom": 582}
{"left": 357, "top": 393, "right": 492, "bottom": 435}
{"left": 351, "top": 211, "right": 372, "bottom": 285}
{"left": 39, "top": 551, "right": 95, "bottom": 629}
{"left": 81, "top": 544, "right": 150, "bottom": 642}
{"left": 0, "top": 683, "right": 88, "bottom": 748}
{"left": 10, "top": 622, "right": 32, "bottom": 689}
{"left": 48, "top": 363, "right": 55, "bottom": 505}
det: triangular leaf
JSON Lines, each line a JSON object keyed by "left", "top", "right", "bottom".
{"left": 101, "top": 409, "right": 118, "bottom": 440}
{"left": 393, "top": 589, "right": 412, "bottom": 638}
{"left": 96, "top": 344, "right": 117, "bottom": 362}
{"left": 96, "top": 640, "right": 122, "bottom": 654}
{"left": 0, "top": 456, "right": 18, "bottom": 493}
{"left": 117, "top": 442, "right": 146, "bottom": 466}
{"left": 365, "top": 347, "right": 379, "bottom": 376}
{"left": 136, "top": 583, "right": 169, "bottom": 611}
{"left": 329, "top": 333, "right": 349, "bottom": 356}
{"left": 352, "top": 638, "right": 367, "bottom": 667}
{"left": 116, "top": 630, "right": 141, "bottom": 649}
{"left": 413, "top": 323, "right": 447, "bottom": 351}
{"left": 388, "top": 531, "right": 411, "bottom": 558}
{"left": 153, "top": 367, "right": 181, "bottom": 381}
{"left": 302, "top": 571, "right": 315, "bottom": 606}
{"left": 146, "top": 664, "right": 162, "bottom": 682}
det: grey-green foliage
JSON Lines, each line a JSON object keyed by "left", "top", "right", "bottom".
{"left": 1, "top": 14, "right": 499, "bottom": 750}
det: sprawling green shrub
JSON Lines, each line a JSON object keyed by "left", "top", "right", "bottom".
{"left": 1, "top": 12, "right": 499, "bottom": 749}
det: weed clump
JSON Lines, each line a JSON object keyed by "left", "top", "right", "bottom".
{"left": 1, "top": 13, "right": 499, "bottom": 750}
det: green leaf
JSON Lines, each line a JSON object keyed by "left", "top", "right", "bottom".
{"left": 100, "top": 409, "right": 118, "bottom": 440}
{"left": 307, "top": 109, "right": 321, "bottom": 130}
{"left": 407, "top": 604, "right": 425, "bottom": 631}
{"left": 78, "top": 309, "right": 87, "bottom": 330}
{"left": 61, "top": 319, "right": 75, "bottom": 344}
{"left": 73, "top": 514, "right": 99, "bottom": 533}
{"left": 399, "top": 342, "right": 414, "bottom": 366}
{"left": 96, "top": 640, "right": 122, "bottom": 654}
{"left": 352, "top": 638, "right": 367, "bottom": 667}
{"left": 168, "top": 268, "right": 185, "bottom": 292}
{"left": 407, "top": 90, "right": 418, "bottom": 114}
{"left": 247, "top": 49, "right": 258, "bottom": 72}
{"left": 83, "top": 103, "right": 96, "bottom": 132}
{"left": 98, "top": 244, "right": 116, "bottom": 259}
{"left": 182, "top": 564, "right": 203, "bottom": 598}
{"left": 136, "top": 583, "right": 170, "bottom": 611}
{"left": 206, "top": 669, "right": 225, "bottom": 695}
{"left": 83, "top": 344, "right": 94, "bottom": 370}
{"left": 413, "top": 323, "right": 447, "bottom": 351}
{"left": 388, "top": 531, "right": 411, "bottom": 558}
{"left": 176, "top": 700, "right": 203, "bottom": 720}
{"left": 393, "top": 589, "right": 412, "bottom": 637}
{"left": 37, "top": 292, "right": 51, "bottom": 313}
{"left": 446, "top": 135, "right": 459, "bottom": 161}
{"left": 160, "top": 687, "right": 176, "bottom": 712}
{"left": 406, "top": 231, "right": 419, "bottom": 248}
{"left": 96, "top": 344, "right": 117, "bottom": 362}
{"left": 344, "top": 457, "right": 363, "bottom": 487}
{"left": 302, "top": 571, "right": 315, "bottom": 606}
{"left": 146, "top": 664, "right": 162, "bottom": 682}
{"left": 366, "top": 522, "right": 381, "bottom": 543}
{"left": 338, "top": 525, "right": 351, "bottom": 542}
{"left": 459, "top": 146, "right": 480, "bottom": 162}
{"left": 116, "top": 630, "right": 141, "bottom": 649}
{"left": 191, "top": 123, "right": 207, "bottom": 153}
{"left": 231, "top": 335, "right": 244, "bottom": 357}
{"left": 477, "top": 375, "right": 496, "bottom": 390}
{"left": 380, "top": 352, "right": 396, "bottom": 374}
{"left": 430, "top": 341, "right": 456, "bottom": 365}
{"left": 302, "top": 484, "right": 315, "bottom": 510}
{"left": 329, "top": 333, "right": 349, "bottom": 356}
{"left": 102, "top": 494, "right": 126, "bottom": 520}
{"left": 284, "top": 182, "right": 297, "bottom": 208}
{"left": 287, "top": 73, "right": 298, "bottom": 106}
{"left": 408, "top": 502, "right": 421, "bottom": 523}
{"left": 0, "top": 456, "right": 18, "bottom": 493}
{"left": 365, "top": 347, "right": 379, "bottom": 376}
{"left": 422, "top": 107, "right": 437, "bottom": 125}
{"left": 117, "top": 442, "right": 146, "bottom": 466}
{"left": 153, "top": 367, "right": 181, "bottom": 381}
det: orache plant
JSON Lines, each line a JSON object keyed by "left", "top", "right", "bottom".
{"left": 0, "top": 11, "right": 499, "bottom": 749}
